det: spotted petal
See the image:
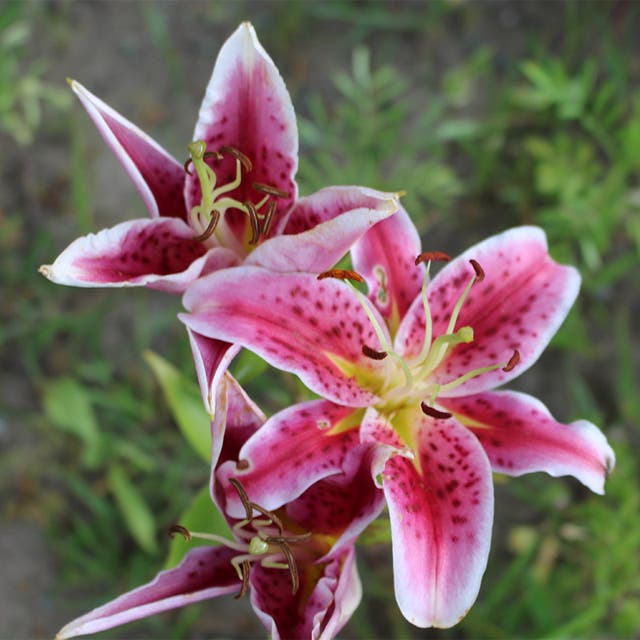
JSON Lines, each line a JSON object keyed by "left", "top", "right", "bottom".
{"left": 396, "top": 226, "right": 580, "bottom": 395}
{"left": 187, "top": 22, "right": 297, "bottom": 242}
{"left": 56, "top": 546, "right": 239, "bottom": 639}
{"left": 251, "top": 544, "right": 360, "bottom": 640}
{"left": 382, "top": 414, "right": 493, "bottom": 628}
{"left": 248, "top": 186, "right": 399, "bottom": 273}
{"left": 439, "top": 390, "right": 615, "bottom": 494}
{"left": 40, "top": 218, "right": 216, "bottom": 292}
{"left": 216, "top": 400, "right": 362, "bottom": 519}
{"left": 70, "top": 80, "right": 186, "bottom": 219}
{"left": 181, "top": 267, "right": 388, "bottom": 407}
{"left": 351, "top": 204, "right": 425, "bottom": 333}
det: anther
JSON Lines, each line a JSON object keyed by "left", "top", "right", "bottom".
{"left": 502, "top": 349, "right": 520, "bottom": 372}
{"left": 236, "top": 459, "right": 249, "bottom": 471}
{"left": 203, "top": 151, "right": 222, "bottom": 162}
{"left": 229, "top": 478, "right": 254, "bottom": 521}
{"left": 168, "top": 524, "right": 192, "bottom": 541}
{"left": 420, "top": 402, "right": 452, "bottom": 420}
{"left": 317, "top": 269, "right": 365, "bottom": 283}
{"left": 244, "top": 201, "right": 261, "bottom": 245}
{"left": 234, "top": 560, "right": 251, "bottom": 599}
{"left": 252, "top": 182, "right": 289, "bottom": 199}
{"left": 362, "top": 344, "right": 388, "bottom": 360}
{"left": 192, "top": 210, "right": 220, "bottom": 242}
{"left": 183, "top": 158, "right": 194, "bottom": 175}
{"left": 261, "top": 200, "right": 276, "bottom": 237}
{"left": 219, "top": 146, "right": 253, "bottom": 172}
{"left": 469, "top": 259, "right": 485, "bottom": 281}
{"left": 415, "top": 251, "right": 451, "bottom": 266}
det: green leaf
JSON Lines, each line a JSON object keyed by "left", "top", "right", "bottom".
{"left": 108, "top": 463, "right": 158, "bottom": 554}
{"left": 165, "top": 484, "right": 232, "bottom": 569}
{"left": 144, "top": 350, "right": 210, "bottom": 463}
{"left": 42, "top": 377, "right": 102, "bottom": 469}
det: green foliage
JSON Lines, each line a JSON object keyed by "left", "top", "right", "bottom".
{"left": 0, "top": 3, "right": 69, "bottom": 145}
{"left": 145, "top": 350, "right": 212, "bottom": 463}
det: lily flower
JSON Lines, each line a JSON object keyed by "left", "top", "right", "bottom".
{"left": 39, "top": 22, "right": 398, "bottom": 293}
{"left": 181, "top": 212, "right": 615, "bottom": 628}
{"left": 57, "top": 374, "right": 385, "bottom": 640}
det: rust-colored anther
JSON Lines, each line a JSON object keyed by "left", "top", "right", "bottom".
{"left": 250, "top": 503, "right": 285, "bottom": 535}
{"left": 415, "top": 251, "right": 452, "bottom": 266}
{"left": 220, "top": 145, "right": 253, "bottom": 172}
{"left": 317, "top": 269, "right": 365, "bottom": 283}
{"left": 236, "top": 459, "right": 250, "bottom": 471}
{"left": 229, "top": 477, "right": 254, "bottom": 521}
{"left": 203, "top": 150, "right": 222, "bottom": 162}
{"left": 234, "top": 560, "right": 251, "bottom": 599}
{"left": 420, "top": 402, "right": 452, "bottom": 420}
{"left": 252, "top": 182, "right": 290, "bottom": 199}
{"left": 244, "top": 201, "right": 261, "bottom": 245}
{"left": 469, "top": 259, "right": 485, "bottom": 282}
{"left": 183, "top": 158, "right": 194, "bottom": 175}
{"left": 502, "top": 349, "right": 520, "bottom": 372}
{"left": 362, "top": 344, "right": 388, "bottom": 360}
{"left": 192, "top": 210, "right": 220, "bottom": 242}
{"left": 168, "top": 524, "right": 192, "bottom": 541}
{"left": 261, "top": 200, "right": 277, "bottom": 237}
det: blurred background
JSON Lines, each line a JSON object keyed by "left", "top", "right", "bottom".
{"left": 1, "top": 1, "right": 639, "bottom": 637}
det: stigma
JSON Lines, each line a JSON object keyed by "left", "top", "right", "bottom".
{"left": 184, "top": 140, "right": 289, "bottom": 249}
{"left": 169, "top": 479, "right": 310, "bottom": 598}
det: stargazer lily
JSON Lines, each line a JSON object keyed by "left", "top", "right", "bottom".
{"left": 39, "top": 22, "right": 398, "bottom": 293}
{"left": 57, "top": 374, "right": 385, "bottom": 640}
{"left": 181, "top": 213, "right": 615, "bottom": 628}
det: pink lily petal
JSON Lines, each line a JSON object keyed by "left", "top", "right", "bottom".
{"left": 284, "top": 443, "right": 385, "bottom": 552}
{"left": 216, "top": 400, "right": 362, "bottom": 519}
{"left": 382, "top": 413, "right": 493, "bottom": 628}
{"left": 250, "top": 544, "right": 360, "bottom": 640}
{"left": 186, "top": 328, "right": 241, "bottom": 415}
{"left": 181, "top": 267, "right": 388, "bottom": 407}
{"left": 360, "top": 406, "right": 411, "bottom": 453}
{"left": 396, "top": 226, "right": 580, "bottom": 395}
{"left": 210, "top": 373, "right": 266, "bottom": 499}
{"left": 439, "top": 390, "right": 615, "bottom": 494}
{"left": 351, "top": 204, "right": 425, "bottom": 332}
{"left": 70, "top": 80, "right": 186, "bottom": 220}
{"left": 187, "top": 22, "right": 297, "bottom": 241}
{"left": 56, "top": 546, "right": 238, "bottom": 639}
{"left": 248, "top": 186, "right": 399, "bottom": 273}
{"left": 40, "top": 218, "right": 209, "bottom": 293}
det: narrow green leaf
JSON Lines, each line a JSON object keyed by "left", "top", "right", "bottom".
{"left": 42, "top": 377, "right": 102, "bottom": 469}
{"left": 108, "top": 463, "right": 158, "bottom": 554}
{"left": 165, "top": 484, "right": 232, "bottom": 569}
{"left": 144, "top": 350, "right": 210, "bottom": 463}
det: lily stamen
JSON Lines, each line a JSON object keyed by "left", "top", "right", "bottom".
{"left": 252, "top": 182, "right": 290, "bottom": 199}
{"left": 220, "top": 145, "right": 253, "bottom": 172}
{"left": 192, "top": 210, "right": 220, "bottom": 242}
{"left": 362, "top": 344, "right": 388, "bottom": 360}
{"left": 420, "top": 402, "right": 452, "bottom": 420}
{"left": 502, "top": 349, "right": 520, "bottom": 372}
{"left": 414, "top": 251, "right": 451, "bottom": 266}
{"left": 317, "top": 269, "right": 365, "bottom": 283}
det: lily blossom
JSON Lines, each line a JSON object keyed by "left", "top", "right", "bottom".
{"left": 57, "top": 374, "right": 384, "bottom": 640}
{"left": 39, "top": 22, "right": 398, "bottom": 293}
{"left": 181, "top": 212, "right": 615, "bottom": 628}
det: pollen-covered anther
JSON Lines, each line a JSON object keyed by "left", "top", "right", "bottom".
{"left": 168, "top": 524, "right": 192, "bottom": 541}
{"left": 192, "top": 209, "right": 220, "bottom": 242}
{"left": 502, "top": 349, "right": 520, "bottom": 372}
{"left": 261, "top": 200, "right": 277, "bottom": 237}
{"left": 219, "top": 145, "right": 253, "bottom": 172}
{"left": 236, "top": 459, "right": 250, "bottom": 471}
{"left": 244, "top": 201, "right": 261, "bottom": 245}
{"left": 469, "top": 259, "right": 485, "bottom": 281}
{"left": 420, "top": 402, "right": 452, "bottom": 420}
{"left": 362, "top": 344, "right": 388, "bottom": 360}
{"left": 317, "top": 269, "right": 365, "bottom": 283}
{"left": 414, "top": 251, "right": 452, "bottom": 266}
{"left": 252, "top": 182, "right": 290, "bottom": 199}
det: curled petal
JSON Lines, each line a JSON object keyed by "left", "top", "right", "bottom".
{"left": 187, "top": 22, "right": 297, "bottom": 241}
{"left": 70, "top": 80, "right": 186, "bottom": 219}
{"left": 351, "top": 204, "right": 425, "bottom": 333}
{"left": 57, "top": 547, "right": 238, "bottom": 639}
{"left": 439, "top": 390, "right": 615, "bottom": 494}
{"left": 216, "top": 400, "right": 362, "bottom": 519}
{"left": 382, "top": 414, "right": 493, "bottom": 628}
{"left": 41, "top": 218, "right": 209, "bottom": 293}
{"left": 250, "top": 544, "right": 360, "bottom": 640}
{"left": 396, "top": 226, "right": 580, "bottom": 394}
{"left": 249, "top": 186, "right": 399, "bottom": 273}
{"left": 182, "top": 267, "right": 388, "bottom": 407}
